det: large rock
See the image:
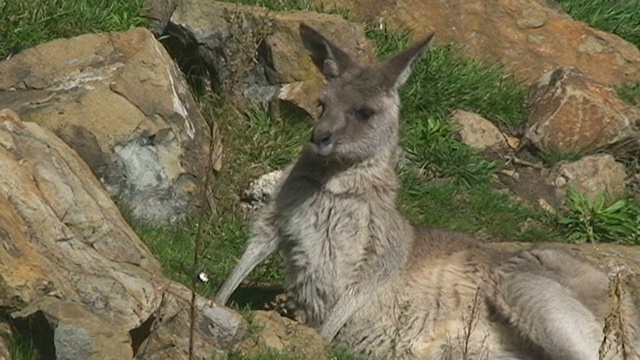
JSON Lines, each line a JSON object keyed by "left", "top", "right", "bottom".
{"left": 525, "top": 67, "right": 640, "bottom": 154}
{"left": 0, "top": 109, "right": 244, "bottom": 359}
{"left": 450, "top": 110, "right": 510, "bottom": 151}
{"left": 547, "top": 154, "right": 628, "bottom": 203}
{"left": 240, "top": 311, "right": 329, "bottom": 359}
{"left": 310, "top": 0, "right": 640, "bottom": 87}
{"left": 0, "top": 27, "right": 220, "bottom": 225}
{"left": 146, "top": 0, "right": 375, "bottom": 118}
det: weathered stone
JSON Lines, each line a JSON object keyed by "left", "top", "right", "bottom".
{"left": 0, "top": 109, "right": 244, "bottom": 359}
{"left": 0, "top": 28, "right": 221, "bottom": 225}
{"left": 309, "top": 0, "right": 640, "bottom": 86}
{"left": 525, "top": 67, "right": 640, "bottom": 154}
{"left": 450, "top": 110, "right": 509, "bottom": 151}
{"left": 547, "top": 154, "right": 627, "bottom": 203}
{"left": 148, "top": 0, "right": 375, "bottom": 118}
{"left": 240, "top": 311, "right": 329, "bottom": 360}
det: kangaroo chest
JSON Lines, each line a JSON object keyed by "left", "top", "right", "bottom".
{"left": 277, "top": 189, "right": 372, "bottom": 325}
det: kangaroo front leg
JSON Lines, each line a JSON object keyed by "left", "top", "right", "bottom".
{"left": 317, "top": 282, "right": 375, "bottom": 341}
{"left": 214, "top": 215, "right": 279, "bottom": 305}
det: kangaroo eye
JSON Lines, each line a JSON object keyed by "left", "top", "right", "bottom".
{"left": 355, "top": 107, "right": 374, "bottom": 121}
{"left": 317, "top": 101, "right": 325, "bottom": 117}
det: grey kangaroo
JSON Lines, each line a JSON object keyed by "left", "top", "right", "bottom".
{"left": 215, "top": 23, "right": 640, "bottom": 360}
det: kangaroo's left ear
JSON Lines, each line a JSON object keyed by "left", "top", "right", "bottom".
{"left": 299, "top": 23, "right": 356, "bottom": 79}
{"left": 381, "top": 33, "right": 435, "bottom": 90}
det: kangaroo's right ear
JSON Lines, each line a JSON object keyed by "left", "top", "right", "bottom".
{"left": 299, "top": 23, "right": 355, "bottom": 79}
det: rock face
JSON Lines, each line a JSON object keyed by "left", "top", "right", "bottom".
{"left": 309, "top": 0, "right": 640, "bottom": 86}
{"left": 240, "top": 311, "right": 329, "bottom": 359}
{"left": 450, "top": 110, "right": 510, "bottom": 151}
{"left": 547, "top": 154, "right": 628, "bottom": 203}
{"left": 525, "top": 67, "right": 640, "bottom": 154}
{"left": 146, "top": 0, "right": 375, "bottom": 118}
{"left": 0, "top": 109, "right": 244, "bottom": 359}
{"left": 0, "top": 27, "right": 220, "bottom": 225}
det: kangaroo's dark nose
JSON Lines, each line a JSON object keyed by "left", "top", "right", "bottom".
{"left": 313, "top": 131, "right": 332, "bottom": 147}
{"left": 312, "top": 130, "right": 334, "bottom": 156}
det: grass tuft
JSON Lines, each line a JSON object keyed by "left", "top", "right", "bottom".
{"left": 616, "top": 82, "right": 640, "bottom": 107}
{"left": 557, "top": 187, "right": 640, "bottom": 245}
{"left": 0, "top": 0, "right": 145, "bottom": 58}
{"left": 557, "top": 0, "right": 640, "bottom": 49}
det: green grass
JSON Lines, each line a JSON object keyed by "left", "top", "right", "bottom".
{"left": 0, "top": 0, "right": 145, "bottom": 58}
{"left": 367, "top": 27, "right": 526, "bottom": 185}
{"left": 557, "top": 0, "right": 640, "bottom": 49}
{"left": 617, "top": 82, "right": 640, "bottom": 107}
{"left": 558, "top": 187, "right": 640, "bottom": 244}
{"left": 8, "top": 333, "right": 39, "bottom": 360}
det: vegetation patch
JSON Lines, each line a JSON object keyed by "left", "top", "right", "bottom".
{"left": 0, "top": 0, "right": 145, "bottom": 58}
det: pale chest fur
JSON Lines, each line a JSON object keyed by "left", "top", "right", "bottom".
{"left": 271, "top": 157, "right": 401, "bottom": 327}
{"left": 276, "top": 182, "right": 373, "bottom": 326}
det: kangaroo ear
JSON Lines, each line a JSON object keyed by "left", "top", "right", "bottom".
{"left": 382, "top": 33, "right": 434, "bottom": 90}
{"left": 299, "top": 23, "right": 355, "bottom": 79}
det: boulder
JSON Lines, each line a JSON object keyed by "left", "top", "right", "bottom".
{"left": 146, "top": 0, "right": 375, "bottom": 118}
{"left": 450, "top": 110, "right": 510, "bottom": 151}
{"left": 0, "top": 109, "right": 244, "bottom": 359}
{"left": 525, "top": 67, "right": 640, "bottom": 154}
{"left": 309, "top": 0, "right": 640, "bottom": 87}
{"left": 240, "top": 311, "right": 329, "bottom": 359}
{"left": 0, "top": 27, "right": 220, "bottom": 225}
{"left": 547, "top": 154, "right": 627, "bottom": 203}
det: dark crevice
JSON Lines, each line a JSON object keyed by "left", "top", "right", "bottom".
{"left": 8, "top": 310, "right": 56, "bottom": 359}
{"left": 129, "top": 315, "right": 156, "bottom": 357}
{"left": 160, "top": 22, "right": 219, "bottom": 96}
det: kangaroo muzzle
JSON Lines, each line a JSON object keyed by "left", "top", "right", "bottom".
{"left": 311, "top": 129, "right": 334, "bottom": 157}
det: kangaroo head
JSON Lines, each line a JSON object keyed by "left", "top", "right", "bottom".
{"left": 299, "top": 24, "right": 434, "bottom": 164}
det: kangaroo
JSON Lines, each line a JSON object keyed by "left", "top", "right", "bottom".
{"left": 215, "top": 23, "right": 640, "bottom": 360}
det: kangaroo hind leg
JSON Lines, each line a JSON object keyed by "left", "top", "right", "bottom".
{"left": 493, "top": 248, "right": 640, "bottom": 360}
{"left": 490, "top": 270, "right": 602, "bottom": 360}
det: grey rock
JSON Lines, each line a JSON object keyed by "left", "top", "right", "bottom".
{"left": 0, "top": 28, "right": 219, "bottom": 225}
{"left": 0, "top": 109, "right": 245, "bottom": 360}
{"left": 548, "top": 154, "right": 628, "bottom": 203}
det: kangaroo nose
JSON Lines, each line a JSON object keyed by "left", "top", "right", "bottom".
{"left": 311, "top": 130, "right": 334, "bottom": 156}
{"left": 313, "top": 131, "right": 333, "bottom": 147}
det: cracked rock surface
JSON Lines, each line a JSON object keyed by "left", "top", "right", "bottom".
{"left": 0, "top": 109, "right": 245, "bottom": 360}
{"left": 0, "top": 27, "right": 221, "bottom": 225}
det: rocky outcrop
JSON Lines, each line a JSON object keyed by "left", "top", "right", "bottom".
{"left": 0, "top": 27, "right": 220, "bottom": 225}
{"left": 146, "top": 0, "right": 375, "bottom": 119}
{"left": 240, "top": 311, "right": 329, "bottom": 359}
{"left": 0, "top": 109, "right": 244, "bottom": 359}
{"left": 547, "top": 154, "right": 628, "bottom": 203}
{"left": 525, "top": 67, "right": 640, "bottom": 155}
{"left": 309, "top": 0, "right": 640, "bottom": 86}
{"left": 450, "top": 110, "right": 511, "bottom": 152}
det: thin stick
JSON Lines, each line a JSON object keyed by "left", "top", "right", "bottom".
{"left": 189, "top": 117, "right": 221, "bottom": 360}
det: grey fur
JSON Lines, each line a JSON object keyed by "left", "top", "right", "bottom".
{"left": 215, "top": 23, "right": 640, "bottom": 360}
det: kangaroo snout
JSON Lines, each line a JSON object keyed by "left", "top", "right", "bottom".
{"left": 312, "top": 129, "right": 334, "bottom": 156}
